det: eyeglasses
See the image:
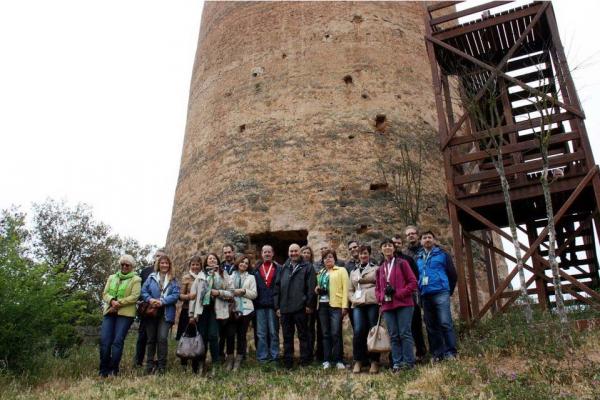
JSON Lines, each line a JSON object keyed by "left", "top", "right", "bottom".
{"left": 120, "top": 263, "right": 131, "bottom": 267}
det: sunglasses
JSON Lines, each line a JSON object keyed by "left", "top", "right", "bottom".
{"left": 120, "top": 263, "right": 131, "bottom": 267}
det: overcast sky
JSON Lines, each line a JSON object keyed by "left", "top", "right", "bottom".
{"left": 1, "top": 1, "right": 598, "bottom": 247}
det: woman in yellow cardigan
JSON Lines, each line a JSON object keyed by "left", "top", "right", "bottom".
{"left": 315, "top": 249, "right": 349, "bottom": 370}
{"left": 99, "top": 254, "right": 142, "bottom": 377}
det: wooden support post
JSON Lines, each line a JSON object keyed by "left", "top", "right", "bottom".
{"left": 424, "top": 5, "right": 471, "bottom": 322}
{"left": 526, "top": 221, "right": 549, "bottom": 310}
{"left": 464, "top": 233, "right": 480, "bottom": 316}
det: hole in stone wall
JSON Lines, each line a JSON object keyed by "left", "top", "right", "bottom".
{"left": 282, "top": 53, "right": 287, "bottom": 59}
{"left": 375, "top": 114, "right": 386, "bottom": 131}
{"left": 252, "top": 72, "right": 258, "bottom": 77}
{"left": 324, "top": 33, "right": 330, "bottom": 39}
{"left": 343, "top": 75, "right": 353, "bottom": 85}
{"left": 356, "top": 224, "right": 368, "bottom": 234}
{"left": 248, "top": 230, "right": 308, "bottom": 265}
{"left": 348, "top": 134, "right": 355, "bottom": 139}
{"left": 361, "top": 93, "right": 369, "bottom": 99}
{"left": 239, "top": 124, "right": 246, "bottom": 133}
{"left": 352, "top": 15, "right": 364, "bottom": 24}
{"left": 370, "top": 182, "right": 388, "bottom": 191}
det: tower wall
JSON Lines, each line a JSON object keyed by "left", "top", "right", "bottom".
{"left": 167, "top": 1, "right": 447, "bottom": 266}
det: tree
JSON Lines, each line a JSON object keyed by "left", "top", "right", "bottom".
{"left": 0, "top": 208, "right": 86, "bottom": 371}
{"left": 457, "top": 71, "right": 535, "bottom": 324}
{"left": 375, "top": 121, "right": 441, "bottom": 225}
{"left": 31, "top": 199, "right": 155, "bottom": 306}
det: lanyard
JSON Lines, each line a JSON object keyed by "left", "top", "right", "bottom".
{"left": 422, "top": 251, "right": 432, "bottom": 275}
{"left": 385, "top": 258, "right": 395, "bottom": 283}
{"left": 261, "top": 263, "right": 273, "bottom": 282}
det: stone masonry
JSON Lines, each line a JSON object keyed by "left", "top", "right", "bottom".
{"left": 166, "top": 1, "right": 450, "bottom": 268}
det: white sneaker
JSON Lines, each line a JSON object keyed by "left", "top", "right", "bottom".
{"left": 322, "top": 362, "right": 331, "bottom": 369}
{"left": 336, "top": 362, "right": 346, "bottom": 370}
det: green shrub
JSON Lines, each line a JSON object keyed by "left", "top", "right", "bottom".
{"left": 0, "top": 210, "right": 87, "bottom": 372}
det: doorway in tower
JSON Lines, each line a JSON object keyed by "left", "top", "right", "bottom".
{"left": 248, "top": 230, "right": 308, "bottom": 265}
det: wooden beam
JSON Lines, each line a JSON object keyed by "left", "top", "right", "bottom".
{"left": 433, "top": 4, "right": 543, "bottom": 42}
{"left": 464, "top": 234, "right": 480, "bottom": 316}
{"left": 437, "top": 2, "right": 551, "bottom": 150}
{"left": 448, "top": 112, "right": 573, "bottom": 147}
{"left": 430, "top": 2, "right": 513, "bottom": 27}
{"left": 521, "top": 167, "right": 599, "bottom": 263}
{"left": 451, "top": 132, "right": 578, "bottom": 165}
{"left": 426, "top": 35, "right": 585, "bottom": 119}
{"left": 454, "top": 151, "right": 584, "bottom": 185}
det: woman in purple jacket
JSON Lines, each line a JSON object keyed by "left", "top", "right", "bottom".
{"left": 375, "top": 238, "right": 417, "bottom": 372}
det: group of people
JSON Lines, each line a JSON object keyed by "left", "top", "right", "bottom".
{"left": 98, "top": 225, "right": 458, "bottom": 377}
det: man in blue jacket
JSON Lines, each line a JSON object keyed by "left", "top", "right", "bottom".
{"left": 416, "top": 230, "right": 458, "bottom": 361}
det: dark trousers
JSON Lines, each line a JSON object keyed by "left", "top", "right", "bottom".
{"left": 134, "top": 317, "right": 148, "bottom": 366}
{"left": 198, "top": 305, "right": 220, "bottom": 363}
{"left": 176, "top": 307, "right": 190, "bottom": 340}
{"left": 422, "top": 291, "right": 457, "bottom": 360}
{"left": 219, "top": 318, "right": 235, "bottom": 357}
{"left": 224, "top": 313, "right": 253, "bottom": 356}
{"left": 308, "top": 311, "right": 323, "bottom": 362}
{"left": 352, "top": 304, "right": 380, "bottom": 363}
{"left": 145, "top": 316, "right": 173, "bottom": 372}
{"left": 411, "top": 302, "right": 428, "bottom": 358}
{"left": 281, "top": 310, "right": 310, "bottom": 367}
{"left": 318, "top": 304, "right": 343, "bottom": 364}
{"left": 99, "top": 314, "right": 134, "bottom": 377}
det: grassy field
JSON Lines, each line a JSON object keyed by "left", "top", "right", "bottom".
{"left": 2, "top": 311, "right": 600, "bottom": 400}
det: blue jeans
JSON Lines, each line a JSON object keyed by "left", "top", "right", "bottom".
{"left": 318, "top": 303, "right": 343, "bottom": 363}
{"left": 99, "top": 314, "right": 134, "bottom": 376}
{"left": 352, "top": 304, "right": 380, "bottom": 363}
{"left": 255, "top": 308, "right": 279, "bottom": 362}
{"left": 383, "top": 306, "right": 415, "bottom": 368}
{"left": 421, "top": 291, "right": 457, "bottom": 359}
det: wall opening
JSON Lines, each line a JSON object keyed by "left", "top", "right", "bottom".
{"left": 343, "top": 75, "right": 353, "bottom": 85}
{"left": 248, "top": 230, "right": 308, "bottom": 264}
{"left": 375, "top": 114, "right": 386, "bottom": 132}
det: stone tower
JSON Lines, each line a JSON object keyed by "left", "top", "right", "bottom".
{"left": 166, "top": 1, "right": 447, "bottom": 266}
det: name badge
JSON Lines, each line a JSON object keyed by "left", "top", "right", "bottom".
{"left": 354, "top": 290, "right": 363, "bottom": 299}
{"left": 422, "top": 276, "right": 429, "bottom": 286}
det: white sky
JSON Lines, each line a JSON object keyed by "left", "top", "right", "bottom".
{"left": 1, "top": 1, "right": 599, "bottom": 247}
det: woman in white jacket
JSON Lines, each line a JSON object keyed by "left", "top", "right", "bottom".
{"left": 225, "top": 255, "right": 257, "bottom": 370}
{"left": 188, "top": 252, "right": 233, "bottom": 375}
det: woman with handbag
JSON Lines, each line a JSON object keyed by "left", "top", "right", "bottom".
{"left": 141, "top": 254, "right": 180, "bottom": 374}
{"left": 315, "top": 249, "right": 349, "bottom": 370}
{"left": 188, "top": 252, "right": 231, "bottom": 376}
{"left": 225, "top": 255, "right": 257, "bottom": 371}
{"left": 348, "top": 245, "right": 380, "bottom": 374}
{"left": 176, "top": 254, "right": 203, "bottom": 370}
{"left": 375, "top": 238, "right": 418, "bottom": 372}
{"left": 99, "top": 254, "right": 141, "bottom": 377}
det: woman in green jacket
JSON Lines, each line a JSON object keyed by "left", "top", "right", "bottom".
{"left": 99, "top": 254, "right": 142, "bottom": 377}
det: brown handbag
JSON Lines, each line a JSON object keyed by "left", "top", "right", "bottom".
{"left": 137, "top": 301, "right": 158, "bottom": 318}
{"left": 367, "top": 312, "right": 391, "bottom": 353}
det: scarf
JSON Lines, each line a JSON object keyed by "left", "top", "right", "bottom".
{"left": 202, "top": 272, "right": 214, "bottom": 306}
{"left": 233, "top": 271, "right": 247, "bottom": 313}
{"left": 318, "top": 269, "right": 330, "bottom": 293}
{"left": 108, "top": 271, "right": 135, "bottom": 300}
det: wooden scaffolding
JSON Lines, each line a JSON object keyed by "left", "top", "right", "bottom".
{"left": 424, "top": 1, "right": 600, "bottom": 323}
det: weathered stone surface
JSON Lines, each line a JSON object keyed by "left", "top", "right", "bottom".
{"left": 166, "top": 1, "right": 449, "bottom": 267}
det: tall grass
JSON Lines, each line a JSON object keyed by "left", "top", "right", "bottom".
{"left": 2, "top": 310, "right": 600, "bottom": 400}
